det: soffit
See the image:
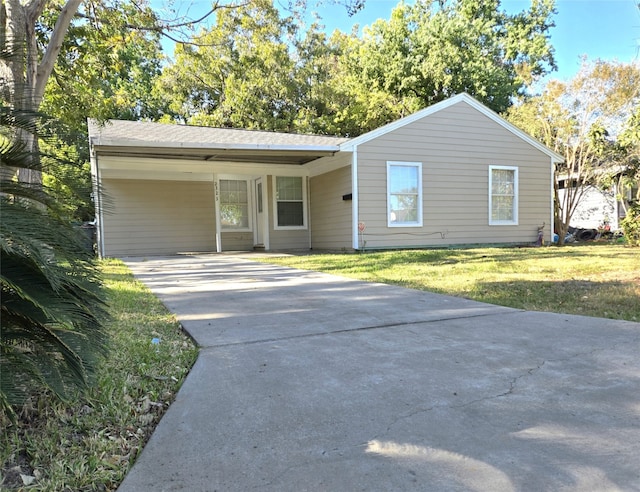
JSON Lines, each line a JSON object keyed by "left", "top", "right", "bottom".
{"left": 93, "top": 145, "right": 338, "bottom": 165}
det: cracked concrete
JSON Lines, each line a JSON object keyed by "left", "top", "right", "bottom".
{"left": 118, "top": 254, "right": 640, "bottom": 492}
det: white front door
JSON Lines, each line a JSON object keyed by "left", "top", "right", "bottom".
{"left": 255, "top": 178, "right": 264, "bottom": 247}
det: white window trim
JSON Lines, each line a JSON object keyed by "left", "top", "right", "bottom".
{"left": 219, "top": 177, "right": 253, "bottom": 232}
{"left": 387, "top": 161, "right": 423, "bottom": 228}
{"left": 273, "top": 176, "right": 308, "bottom": 230}
{"left": 489, "top": 165, "right": 519, "bottom": 226}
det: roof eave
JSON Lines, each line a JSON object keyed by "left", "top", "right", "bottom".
{"left": 92, "top": 138, "right": 341, "bottom": 154}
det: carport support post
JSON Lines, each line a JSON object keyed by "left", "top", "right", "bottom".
{"left": 213, "top": 176, "right": 222, "bottom": 253}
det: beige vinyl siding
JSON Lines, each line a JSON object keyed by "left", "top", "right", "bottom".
{"left": 101, "top": 179, "right": 215, "bottom": 256}
{"left": 310, "top": 165, "right": 352, "bottom": 250}
{"left": 221, "top": 232, "right": 253, "bottom": 251}
{"left": 356, "top": 101, "right": 552, "bottom": 249}
{"left": 266, "top": 175, "right": 311, "bottom": 250}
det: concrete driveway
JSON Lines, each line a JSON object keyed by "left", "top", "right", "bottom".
{"left": 118, "top": 254, "right": 640, "bottom": 492}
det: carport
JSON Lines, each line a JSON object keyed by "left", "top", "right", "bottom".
{"left": 89, "top": 120, "right": 347, "bottom": 257}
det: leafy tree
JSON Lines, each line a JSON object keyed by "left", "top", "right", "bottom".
{"left": 0, "top": 0, "right": 162, "bottom": 204}
{"left": 0, "top": 0, "right": 364, "bottom": 418}
{"left": 600, "top": 90, "right": 640, "bottom": 245}
{"left": 615, "top": 104, "right": 640, "bottom": 207}
{"left": 39, "top": 0, "right": 166, "bottom": 128}
{"left": 38, "top": 0, "right": 167, "bottom": 221}
{"left": 158, "top": 0, "right": 557, "bottom": 136}
{"left": 323, "top": 28, "right": 411, "bottom": 136}
{"left": 354, "top": 0, "right": 557, "bottom": 115}
{"left": 507, "top": 60, "right": 640, "bottom": 244}
{"left": 290, "top": 25, "right": 353, "bottom": 135}
{"left": 157, "top": 0, "right": 299, "bottom": 131}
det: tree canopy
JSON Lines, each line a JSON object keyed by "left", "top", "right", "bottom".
{"left": 158, "top": 0, "right": 558, "bottom": 136}
{"left": 37, "top": 1, "right": 167, "bottom": 220}
{"left": 506, "top": 59, "right": 640, "bottom": 242}
{"left": 356, "top": 0, "right": 556, "bottom": 114}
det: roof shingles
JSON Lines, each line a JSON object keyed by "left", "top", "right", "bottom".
{"left": 89, "top": 120, "right": 349, "bottom": 148}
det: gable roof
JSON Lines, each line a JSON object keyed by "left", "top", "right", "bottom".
{"left": 89, "top": 93, "right": 563, "bottom": 165}
{"left": 339, "top": 93, "right": 564, "bottom": 163}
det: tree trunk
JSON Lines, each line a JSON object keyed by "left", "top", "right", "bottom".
{"left": 553, "top": 182, "right": 567, "bottom": 245}
{"left": 1, "top": 0, "right": 82, "bottom": 186}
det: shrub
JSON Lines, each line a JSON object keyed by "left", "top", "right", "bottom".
{"left": 620, "top": 203, "right": 640, "bottom": 246}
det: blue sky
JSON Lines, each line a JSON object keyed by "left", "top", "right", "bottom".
{"left": 159, "top": 0, "right": 640, "bottom": 81}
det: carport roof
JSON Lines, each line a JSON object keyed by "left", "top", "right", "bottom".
{"left": 89, "top": 120, "right": 349, "bottom": 165}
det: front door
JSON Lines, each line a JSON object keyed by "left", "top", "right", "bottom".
{"left": 255, "top": 178, "right": 264, "bottom": 247}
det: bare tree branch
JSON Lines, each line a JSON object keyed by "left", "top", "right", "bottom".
{"left": 70, "top": 1, "right": 248, "bottom": 47}
{"left": 24, "top": 0, "right": 47, "bottom": 19}
{"left": 34, "top": 0, "right": 82, "bottom": 108}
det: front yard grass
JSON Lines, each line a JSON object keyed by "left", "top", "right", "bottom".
{"left": 1, "top": 244, "right": 637, "bottom": 489}
{"left": 260, "top": 244, "right": 639, "bottom": 322}
{"left": 0, "top": 259, "right": 199, "bottom": 491}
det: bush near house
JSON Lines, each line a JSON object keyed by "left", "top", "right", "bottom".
{"left": 621, "top": 203, "right": 640, "bottom": 246}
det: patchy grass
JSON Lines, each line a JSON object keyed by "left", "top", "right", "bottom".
{"left": 0, "top": 259, "right": 199, "bottom": 491}
{"left": 259, "top": 244, "right": 640, "bottom": 322}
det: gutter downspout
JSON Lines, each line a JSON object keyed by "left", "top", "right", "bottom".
{"left": 351, "top": 147, "right": 359, "bottom": 250}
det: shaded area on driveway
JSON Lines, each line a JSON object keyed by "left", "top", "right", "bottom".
{"left": 118, "top": 254, "right": 640, "bottom": 492}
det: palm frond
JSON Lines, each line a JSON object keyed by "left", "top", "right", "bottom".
{"left": 0, "top": 105, "right": 43, "bottom": 135}
{"left": 1, "top": 90, "right": 109, "bottom": 415}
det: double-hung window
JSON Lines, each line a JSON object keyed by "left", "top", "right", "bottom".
{"left": 274, "top": 176, "right": 306, "bottom": 229}
{"left": 387, "top": 162, "right": 423, "bottom": 227}
{"left": 489, "top": 166, "right": 518, "bottom": 225}
{"left": 220, "top": 179, "right": 250, "bottom": 230}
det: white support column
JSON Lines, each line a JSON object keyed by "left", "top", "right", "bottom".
{"left": 307, "top": 176, "right": 312, "bottom": 250}
{"left": 213, "top": 175, "right": 222, "bottom": 253}
{"left": 550, "top": 158, "right": 556, "bottom": 243}
{"left": 351, "top": 148, "right": 359, "bottom": 250}
{"left": 263, "top": 175, "right": 270, "bottom": 251}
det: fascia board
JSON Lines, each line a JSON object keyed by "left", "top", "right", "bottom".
{"left": 92, "top": 139, "right": 341, "bottom": 153}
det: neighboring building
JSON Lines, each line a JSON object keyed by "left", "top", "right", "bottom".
{"left": 558, "top": 182, "right": 638, "bottom": 231}
{"left": 89, "top": 93, "right": 563, "bottom": 257}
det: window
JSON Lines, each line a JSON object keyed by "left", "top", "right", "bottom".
{"left": 220, "top": 179, "right": 250, "bottom": 230}
{"left": 489, "top": 166, "right": 518, "bottom": 225}
{"left": 387, "top": 162, "right": 423, "bottom": 227}
{"left": 274, "top": 176, "right": 306, "bottom": 228}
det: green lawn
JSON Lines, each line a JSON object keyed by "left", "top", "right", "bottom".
{"left": 0, "top": 260, "right": 199, "bottom": 491}
{"left": 1, "top": 245, "right": 637, "bottom": 490}
{"left": 258, "top": 244, "right": 640, "bottom": 322}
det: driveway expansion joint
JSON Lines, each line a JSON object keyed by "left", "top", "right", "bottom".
{"left": 195, "top": 309, "right": 525, "bottom": 349}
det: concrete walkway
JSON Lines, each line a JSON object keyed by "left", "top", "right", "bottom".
{"left": 118, "top": 254, "right": 640, "bottom": 492}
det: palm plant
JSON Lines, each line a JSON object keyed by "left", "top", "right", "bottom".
{"left": 1, "top": 88, "right": 108, "bottom": 417}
